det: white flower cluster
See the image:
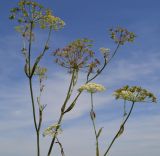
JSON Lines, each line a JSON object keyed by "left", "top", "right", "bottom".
{"left": 114, "top": 86, "right": 156, "bottom": 103}
{"left": 99, "top": 47, "right": 110, "bottom": 59}
{"left": 78, "top": 82, "right": 105, "bottom": 93}
{"left": 100, "top": 47, "right": 110, "bottom": 54}
{"left": 118, "top": 90, "right": 141, "bottom": 102}
{"left": 43, "top": 124, "right": 61, "bottom": 137}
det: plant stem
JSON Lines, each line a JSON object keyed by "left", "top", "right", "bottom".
{"left": 28, "top": 21, "right": 40, "bottom": 156}
{"left": 47, "top": 42, "right": 121, "bottom": 156}
{"left": 29, "top": 77, "right": 41, "bottom": 156}
{"left": 47, "top": 71, "right": 75, "bottom": 156}
{"left": 87, "top": 43, "right": 120, "bottom": 83}
{"left": 103, "top": 102, "right": 135, "bottom": 156}
{"left": 90, "top": 93, "right": 100, "bottom": 156}
{"left": 29, "top": 78, "right": 38, "bottom": 131}
{"left": 56, "top": 137, "right": 65, "bottom": 156}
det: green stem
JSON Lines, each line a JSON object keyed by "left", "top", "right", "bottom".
{"left": 47, "top": 71, "right": 75, "bottom": 156}
{"left": 29, "top": 77, "right": 40, "bottom": 156}
{"left": 28, "top": 22, "right": 33, "bottom": 76}
{"left": 87, "top": 43, "right": 120, "bottom": 83}
{"left": 90, "top": 93, "right": 100, "bottom": 156}
{"left": 29, "top": 78, "right": 38, "bottom": 131}
{"left": 30, "top": 27, "right": 52, "bottom": 77}
{"left": 28, "top": 21, "right": 40, "bottom": 156}
{"left": 37, "top": 131, "right": 40, "bottom": 156}
{"left": 56, "top": 137, "right": 65, "bottom": 156}
{"left": 103, "top": 102, "right": 135, "bottom": 156}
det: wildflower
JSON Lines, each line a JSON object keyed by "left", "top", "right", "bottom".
{"left": 99, "top": 47, "right": 110, "bottom": 60}
{"left": 34, "top": 66, "right": 47, "bottom": 80}
{"left": 39, "top": 10, "right": 65, "bottom": 30}
{"left": 78, "top": 82, "right": 105, "bottom": 93}
{"left": 53, "top": 38, "right": 100, "bottom": 73}
{"left": 43, "top": 124, "right": 62, "bottom": 137}
{"left": 9, "top": 0, "right": 65, "bottom": 30}
{"left": 109, "top": 27, "right": 136, "bottom": 45}
{"left": 100, "top": 48, "right": 110, "bottom": 55}
{"left": 114, "top": 85, "right": 157, "bottom": 103}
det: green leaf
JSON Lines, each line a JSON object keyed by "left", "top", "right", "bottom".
{"left": 24, "top": 64, "right": 29, "bottom": 77}
{"left": 97, "top": 127, "right": 103, "bottom": 138}
{"left": 117, "top": 125, "right": 124, "bottom": 138}
{"left": 30, "top": 53, "right": 43, "bottom": 77}
{"left": 63, "top": 101, "right": 76, "bottom": 114}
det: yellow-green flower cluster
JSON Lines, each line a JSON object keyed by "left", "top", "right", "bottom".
{"left": 34, "top": 66, "right": 47, "bottom": 80}
{"left": 78, "top": 83, "right": 105, "bottom": 93}
{"left": 34, "top": 66, "right": 47, "bottom": 75}
{"left": 114, "top": 85, "right": 156, "bottom": 103}
{"left": 39, "top": 10, "right": 65, "bottom": 30}
{"left": 109, "top": 27, "right": 136, "bottom": 45}
{"left": 43, "top": 124, "right": 61, "bottom": 137}
{"left": 9, "top": 0, "right": 65, "bottom": 30}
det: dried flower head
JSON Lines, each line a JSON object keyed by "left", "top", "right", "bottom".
{"left": 114, "top": 85, "right": 157, "bottom": 103}
{"left": 53, "top": 38, "right": 100, "bottom": 73}
{"left": 109, "top": 27, "right": 136, "bottom": 45}
{"left": 78, "top": 82, "right": 105, "bottom": 93}
{"left": 9, "top": 0, "right": 65, "bottom": 30}
{"left": 43, "top": 124, "right": 62, "bottom": 137}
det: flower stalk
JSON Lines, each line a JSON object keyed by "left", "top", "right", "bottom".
{"left": 9, "top": 1, "right": 65, "bottom": 156}
{"left": 47, "top": 70, "right": 77, "bottom": 155}
{"left": 103, "top": 85, "right": 156, "bottom": 156}
{"left": 90, "top": 93, "right": 100, "bottom": 156}
{"left": 103, "top": 102, "right": 135, "bottom": 156}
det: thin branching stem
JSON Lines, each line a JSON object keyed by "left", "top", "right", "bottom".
{"left": 28, "top": 21, "right": 40, "bottom": 156}
{"left": 30, "top": 27, "right": 52, "bottom": 77}
{"left": 47, "top": 70, "right": 76, "bottom": 156}
{"left": 28, "top": 22, "right": 52, "bottom": 156}
{"left": 103, "top": 102, "right": 135, "bottom": 156}
{"left": 87, "top": 43, "right": 120, "bottom": 83}
{"left": 90, "top": 93, "right": 100, "bottom": 156}
{"left": 47, "top": 42, "right": 121, "bottom": 156}
{"left": 28, "top": 22, "right": 38, "bottom": 130}
{"left": 56, "top": 137, "right": 65, "bottom": 156}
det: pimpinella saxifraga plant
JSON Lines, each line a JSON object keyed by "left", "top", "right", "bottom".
{"left": 47, "top": 27, "right": 136, "bottom": 155}
{"left": 9, "top": 1, "right": 156, "bottom": 156}
{"left": 9, "top": 0, "right": 65, "bottom": 156}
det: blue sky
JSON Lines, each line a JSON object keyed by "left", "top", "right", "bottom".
{"left": 0, "top": 0, "right": 160, "bottom": 156}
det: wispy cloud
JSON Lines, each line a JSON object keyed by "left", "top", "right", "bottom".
{"left": 0, "top": 23, "right": 160, "bottom": 156}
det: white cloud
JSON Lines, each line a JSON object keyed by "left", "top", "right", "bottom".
{"left": 0, "top": 33, "right": 160, "bottom": 156}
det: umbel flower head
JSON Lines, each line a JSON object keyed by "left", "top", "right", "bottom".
{"left": 78, "top": 82, "right": 105, "bottom": 93}
{"left": 109, "top": 27, "right": 136, "bottom": 45}
{"left": 99, "top": 47, "right": 110, "bottom": 60}
{"left": 9, "top": 0, "right": 65, "bottom": 30}
{"left": 43, "top": 124, "right": 62, "bottom": 137}
{"left": 53, "top": 38, "right": 100, "bottom": 73}
{"left": 34, "top": 66, "right": 47, "bottom": 80}
{"left": 114, "top": 85, "right": 157, "bottom": 103}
